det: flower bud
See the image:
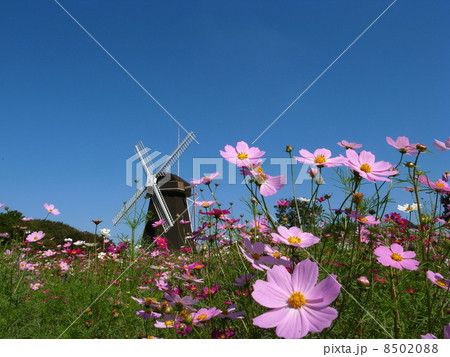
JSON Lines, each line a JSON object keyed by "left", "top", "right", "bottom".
{"left": 352, "top": 192, "right": 364, "bottom": 205}
{"left": 308, "top": 168, "right": 319, "bottom": 178}
{"left": 286, "top": 145, "right": 293, "bottom": 153}
{"left": 405, "top": 162, "right": 415, "bottom": 168}
{"left": 357, "top": 276, "right": 370, "bottom": 287}
{"left": 416, "top": 144, "right": 427, "bottom": 152}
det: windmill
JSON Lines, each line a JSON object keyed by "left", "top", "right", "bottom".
{"left": 113, "top": 131, "right": 195, "bottom": 249}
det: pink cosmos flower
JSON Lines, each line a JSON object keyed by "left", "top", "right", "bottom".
{"left": 426, "top": 271, "right": 449, "bottom": 290}
{"left": 344, "top": 150, "right": 398, "bottom": 183}
{"left": 373, "top": 243, "right": 419, "bottom": 271}
{"left": 191, "top": 172, "right": 220, "bottom": 185}
{"left": 240, "top": 238, "right": 278, "bottom": 271}
{"left": 337, "top": 140, "right": 363, "bottom": 150}
{"left": 44, "top": 203, "right": 60, "bottom": 215}
{"left": 26, "top": 231, "right": 45, "bottom": 243}
{"left": 191, "top": 307, "right": 221, "bottom": 325}
{"left": 433, "top": 137, "right": 450, "bottom": 151}
{"left": 347, "top": 211, "right": 381, "bottom": 225}
{"left": 220, "top": 141, "right": 265, "bottom": 168}
{"left": 249, "top": 217, "right": 270, "bottom": 233}
{"left": 252, "top": 259, "right": 341, "bottom": 339}
{"left": 250, "top": 167, "right": 286, "bottom": 196}
{"left": 418, "top": 175, "right": 450, "bottom": 194}
{"left": 59, "top": 262, "right": 70, "bottom": 271}
{"left": 21, "top": 217, "right": 33, "bottom": 221}
{"left": 30, "top": 282, "right": 42, "bottom": 290}
{"left": 271, "top": 226, "right": 320, "bottom": 249}
{"left": 276, "top": 199, "right": 290, "bottom": 207}
{"left": 295, "top": 148, "right": 346, "bottom": 168}
{"left": 421, "top": 324, "right": 450, "bottom": 339}
{"left": 0, "top": 203, "right": 4, "bottom": 208}
{"left": 194, "top": 200, "right": 216, "bottom": 208}
{"left": 152, "top": 219, "right": 166, "bottom": 227}
{"left": 386, "top": 136, "right": 418, "bottom": 155}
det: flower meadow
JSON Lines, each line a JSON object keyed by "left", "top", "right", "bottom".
{"left": 0, "top": 136, "right": 449, "bottom": 339}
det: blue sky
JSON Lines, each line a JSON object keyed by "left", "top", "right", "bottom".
{"left": 1, "top": 0, "right": 449, "bottom": 240}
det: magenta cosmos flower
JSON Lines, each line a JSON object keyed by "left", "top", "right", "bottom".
{"left": 44, "top": 203, "right": 60, "bottom": 215}
{"left": 426, "top": 271, "right": 449, "bottom": 290}
{"left": 191, "top": 172, "right": 220, "bottom": 185}
{"left": 344, "top": 150, "right": 398, "bottom": 183}
{"left": 276, "top": 199, "right": 290, "bottom": 207}
{"left": 433, "top": 137, "right": 450, "bottom": 151}
{"left": 271, "top": 226, "right": 320, "bottom": 249}
{"left": 373, "top": 243, "right": 419, "bottom": 271}
{"left": 26, "top": 231, "right": 45, "bottom": 243}
{"left": 220, "top": 141, "right": 265, "bottom": 168}
{"left": 295, "top": 148, "right": 346, "bottom": 168}
{"left": 386, "top": 136, "right": 418, "bottom": 155}
{"left": 252, "top": 259, "right": 341, "bottom": 339}
{"left": 337, "top": 140, "right": 362, "bottom": 150}
{"left": 250, "top": 167, "right": 286, "bottom": 196}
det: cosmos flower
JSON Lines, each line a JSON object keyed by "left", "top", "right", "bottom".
{"left": 191, "top": 172, "right": 220, "bottom": 185}
{"left": 252, "top": 259, "right": 341, "bottom": 339}
{"left": 344, "top": 150, "right": 398, "bottom": 183}
{"left": 220, "top": 141, "right": 265, "bottom": 168}
{"left": 99, "top": 228, "right": 111, "bottom": 236}
{"left": 26, "top": 231, "right": 45, "bottom": 243}
{"left": 152, "top": 219, "right": 166, "bottom": 227}
{"left": 44, "top": 203, "right": 60, "bottom": 215}
{"left": 426, "top": 271, "right": 449, "bottom": 290}
{"left": 240, "top": 238, "right": 278, "bottom": 271}
{"left": 337, "top": 140, "right": 363, "bottom": 150}
{"left": 373, "top": 243, "right": 419, "bottom": 271}
{"left": 397, "top": 203, "right": 420, "bottom": 213}
{"left": 194, "top": 200, "right": 216, "bottom": 208}
{"left": 250, "top": 167, "right": 286, "bottom": 196}
{"left": 276, "top": 199, "right": 290, "bottom": 207}
{"left": 347, "top": 211, "right": 381, "bottom": 225}
{"left": 433, "top": 137, "right": 450, "bottom": 151}
{"left": 271, "top": 226, "right": 320, "bottom": 249}
{"left": 191, "top": 307, "right": 221, "bottom": 325}
{"left": 418, "top": 175, "right": 450, "bottom": 194}
{"left": 295, "top": 148, "right": 346, "bottom": 168}
{"left": 386, "top": 136, "right": 418, "bottom": 155}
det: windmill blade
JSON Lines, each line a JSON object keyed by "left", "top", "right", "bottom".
{"left": 151, "top": 184, "right": 174, "bottom": 231}
{"left": 135, "top": 141, "right": 154, "bottom": 179}
{"left": 156, "top": 132, "right": 195, "bottom": 176}
{"left": 112, "top": 186, "right": 147, "bottom": 226}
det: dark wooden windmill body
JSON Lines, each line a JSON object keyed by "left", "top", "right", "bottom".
{"left": 143, "top": 173, "right": 192, "bottom": 249}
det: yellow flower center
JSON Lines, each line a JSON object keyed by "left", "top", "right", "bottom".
{"left": 144, "top": 297, "right": 156, "bottom": 305}
{"left": 272, "top": 252, "right": 281, "bottom": 259}
{"left": 196, "top": 314, "right": 208, "bottom": 321}
{"left": 288, "top": 292, "right": 306, "bottom": 308}
{"left": 359, "top": 217, "right": 368, "bottom": 222}
{"left": 435, "top": 181, "right": 445, "bottom": 188}
{"left": 314, "top": 155, "right": 327, "bottom": 164}
{"left": 360, "top": 164, "right": 372, "bottom": 173}
{"left": 251, "top": 253, "right": 261, "bottom": 260}
{"left": 165, "top": 320, "right": 174, "bottom": 326}
{"left": 237, "top": 153, "right": 248, "bottom": 160}
{"left": 288, "top": 236, "right": 302, "bottom": 244}
{"left": 390, "top": 253, "right": 403, "bottom": 262}
{"left": 255, "top": 166, "right": 264, "bottom": 174}
{"left": 202, "top": 202, "right": 210, "bottom": 206}
{"left": 34, "top": 236, "right": 39, "bottom": 240}
{"left": 436, "top": 279, "right": 448, "bottom": 288}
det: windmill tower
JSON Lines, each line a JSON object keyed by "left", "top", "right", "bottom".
{"left": 113, "top": 131, "right": 195, "bottom": 249}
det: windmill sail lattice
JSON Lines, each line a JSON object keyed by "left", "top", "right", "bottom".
{"left": 112, "top": 132, "right": 195, "bottom": 236}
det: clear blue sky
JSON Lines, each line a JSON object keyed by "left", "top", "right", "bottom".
{"left": 1, "top": 0, "right": 449, "bottom": 240}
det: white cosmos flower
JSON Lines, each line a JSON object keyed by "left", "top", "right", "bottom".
{"left": 100, "top": 228, "right": 111, "bottom": 237}
{"left": 397, "top": 203, "right": 420, "bottom": 212}
{"left": 73, "top": 240, "right": 85, "bottom": 246}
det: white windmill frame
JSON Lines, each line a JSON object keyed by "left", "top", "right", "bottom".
{"left": 113, "top": 131, "right": 196, "bottom": 233}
